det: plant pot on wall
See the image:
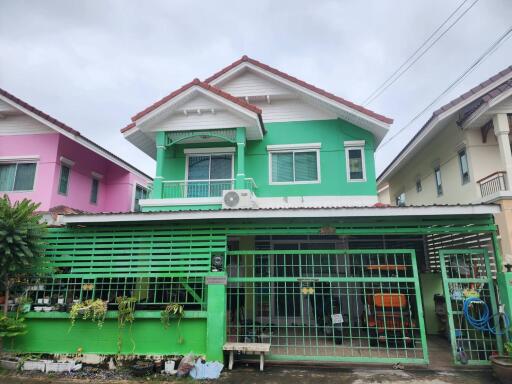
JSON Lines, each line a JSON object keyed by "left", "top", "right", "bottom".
{"left": 491, "top": 356, "right": 512, "bottom": 384}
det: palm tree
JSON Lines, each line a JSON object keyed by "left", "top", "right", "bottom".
{"left": 0, "top": 196, "right": 46, "bottom": 314}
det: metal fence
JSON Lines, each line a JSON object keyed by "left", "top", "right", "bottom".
{"left": 226, "top": 249, "right": 428, "bottom": 363}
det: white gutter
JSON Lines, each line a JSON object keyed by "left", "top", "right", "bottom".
{"left": 58, "top": 205, "right": 501, "bottom": 224}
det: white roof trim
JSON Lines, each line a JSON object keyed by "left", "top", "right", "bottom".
{"left": 134, "top": 86, "right": 262, "bottom": 133}
{"left": 267, "top": 143, "right": 321, "bottom": 151}
{"left": 462, "top": 87, "right": 512, "bottom": 129}
{"left": 378, "top": 71, "right": 512, "bottom": 183}
{"left": 209, "top": 62, "right": 391, "bottom": 132}
{"left": 58, "top": 205, "right": 500, "bottom": 224}
{"left": 0, "top": 94, "right": 151, "bottom": 182}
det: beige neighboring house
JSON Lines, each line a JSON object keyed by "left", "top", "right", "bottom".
{"left": 378, "top": 65, "right": 512, "bottom": 264}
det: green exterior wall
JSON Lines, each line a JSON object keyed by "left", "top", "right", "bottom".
{"left": 5, "top": 313, "right": 207, "bottom": 356}
{"left": 146, "top": 119, "right": 377, "bottom": 211}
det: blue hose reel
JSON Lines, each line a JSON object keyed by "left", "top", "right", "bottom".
{"left": 463, "top": 297, "right": 510, "bottom": 335}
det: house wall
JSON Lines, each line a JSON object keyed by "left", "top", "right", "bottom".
{"left": 0, "top": 132, "right": 147, "bottom": 213}
{"left": 384, "top": 119, "right": 502, "bottom": 206}
{"left": 159, "top": 118, "right": 377, "bottom": 201}
{"left": 52, "top": 135, "right": 146, "bottom": 213}
{"left": 0, "top": 133, "right": 60, "bottom": 211}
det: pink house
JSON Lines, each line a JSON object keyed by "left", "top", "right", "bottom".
{"left": 0, "top": 88, "right": 152, "bottom": 213}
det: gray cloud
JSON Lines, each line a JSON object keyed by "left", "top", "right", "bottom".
{"left": 1, "top": 0, "right": 511, "bottom": 176}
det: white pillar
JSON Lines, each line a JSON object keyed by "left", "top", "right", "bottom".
{"left": 493, "top": 113, "right": 512, "bottom": 190}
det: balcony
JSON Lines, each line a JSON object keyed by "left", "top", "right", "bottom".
{"left": 478, "top": 171, "right": 507, "bottom": 198}
{"left": 161, "top": 178, "right": 257, "bottom": 199}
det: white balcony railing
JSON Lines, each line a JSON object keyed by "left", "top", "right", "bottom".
{"left": 477, "top": 171, "right": 507, "bottom": 197}
{"left": 162, "top": 179, "right": 234, "bottom": 199}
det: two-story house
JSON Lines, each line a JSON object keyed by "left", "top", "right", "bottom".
{"left": 7, "top": 57, "right": 507, "bottom": 368}
{"left": 377, "top": 66, "right": 512, "bottom": 262}
{"left": 0, "top": 88, "right": 151, "bottom": 214}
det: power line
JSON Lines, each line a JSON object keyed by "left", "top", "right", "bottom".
{"left": 378, "top": 25, "right": 512, "bottom": 150}
{"left": 362, "top": 0, "right": 479, "bottom": 106}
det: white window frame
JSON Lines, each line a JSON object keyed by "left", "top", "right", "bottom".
{"left": 132, "top": 183, "right": 149, "bottom": 212}
{"left": 458, "top": 148, "right": 470, "bottom": 185}
{"left": 89, "top": 176, "right": 100, "bottom": 205}
{"left": 344, "top": 142, "right": 366, "bottom": 182}
{"left": 267, "top": 143, "right": 321, "bottom": 185}
{"left": 434, "top": 166, "right": 443, "bottom": 196}
{"left": 0, "top": 158, "right": 39, "bottom": 193}
{"left": 185, "top": 152, "right": 235, "bottom": 183}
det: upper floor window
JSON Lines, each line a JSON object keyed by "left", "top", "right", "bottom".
{"left": 267, "top": 144, "right": 320, "bottom": 185}
{"left": 0, "top": 161, "right": 37, "bottom": 192}
{"left": 396, "top": 192, "right": 406, "bottom": 206}
{"left": 416, "top": 177, "right": 422, "bottom": 193}
{"left": 58, "top": 157, "right": 74, "bottom": 196}
{"left": 458, "top": 148, "right": 470, "bottom": 184}
{"left": 434, "top": 166, "right": 443, "bottom": 196}
{"left": 345, "top": 141, "right": 366, "bottom": 182}
{"left": 185, "top": 147, "right": 235, "bottom": 197}
{"left": 90, "top": 178, "right": 99, "bottom": 204}
{"left": 134, "top": 184, "right": 148, "bottom": 212}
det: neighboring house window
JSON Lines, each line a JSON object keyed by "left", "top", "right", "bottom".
{"left": 134, "top": 185, "right": 148, "bottom": 212}
{"left": 186, "top": 151, "right": 234, "bottom": 197}
{"left": 396, "top": 192, "right": 406, "bottom": 206}
{"left": 58, "top": 165, "right": 70, "bottom": 195}
{"left": 90, "top": 177, "right": 100, "bottom": 204}
{"left": 416, "top": 177, "right": 422, "bottom": 193}
{"left": 0, "top": 162, "right": 36, "bottom": 191}
{"left": 434, "top": 166, "right": 443, "bottom": 196}
{"left": 344, "top": 141, "right": 366, "bottom": 182}
{"left": 268, "top": 144, "right": 320, "bottom": 184}
{"left": 458, "top": 148, "right": 470, "bottom": 184}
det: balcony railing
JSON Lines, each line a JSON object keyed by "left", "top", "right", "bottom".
{"left": 162, "top": 179, "right": 234, "bottom": 198}
{"left": 161, "top": 178, "right": 257, "bottom": 199}
{"left": 477, "top": 171, "right": 507, "bottom": 198}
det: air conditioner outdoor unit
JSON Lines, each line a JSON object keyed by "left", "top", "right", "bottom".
{"left": 222, "top": 189, "right": 256, "bottom": 209}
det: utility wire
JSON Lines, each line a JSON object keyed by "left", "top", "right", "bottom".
{"left": 362, "top": 0, "right": 479, "bottom": 106}
{"left": 378, "top": 25, "right": 512, "bottom": 150}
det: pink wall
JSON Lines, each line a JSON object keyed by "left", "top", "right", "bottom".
{"left": 0, "top": 133, "right": 149, "bottom": 213}
{"left": 0, "top": 133, "right": 60, "bottom": 211}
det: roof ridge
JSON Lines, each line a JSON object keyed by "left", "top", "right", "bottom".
{"left": 204, "top": 55, "right": 393, "bottom": 125}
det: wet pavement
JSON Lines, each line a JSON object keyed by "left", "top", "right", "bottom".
{"left": 0, "top": 365, "right": 499, "bottom": 384}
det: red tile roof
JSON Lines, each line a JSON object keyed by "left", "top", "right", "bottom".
{"left": 0, "top": 87, "right": 151, "bottom": 180}
{"left": 205, "top": 55, "right": 393, "bottom": 125}
{"left": 378, "top": 65, "right": 512, "bottom": 181}
{"left": 127, "top": 78, "right": 262, "bottom": 128}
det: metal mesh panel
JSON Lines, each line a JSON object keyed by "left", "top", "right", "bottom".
{"left": 439, "top": 249, "right": 502, "bottom": 364}
{"left": 226, "top": 249, "right": 427, "bottom": 363}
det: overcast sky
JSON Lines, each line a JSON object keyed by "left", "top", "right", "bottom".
{"left": 1, "top": 0, "right": 511, "bottom": 177}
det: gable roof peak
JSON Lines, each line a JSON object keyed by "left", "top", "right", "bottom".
{"left": 204, "top": 56, "right": 393, "bottom": 125}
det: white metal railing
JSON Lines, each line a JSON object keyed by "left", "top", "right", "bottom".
{"left": 162, "top": 179, "right": 234, "bottom": 198}
{"left": 477, "top": 171, "right": 507, "bottom": 197}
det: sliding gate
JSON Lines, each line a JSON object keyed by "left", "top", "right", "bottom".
{"left": 226, "top": 249, "right": 428, "bottom": 364}
{"left": 439, "top": 249, "right": 503, "bottom": 364}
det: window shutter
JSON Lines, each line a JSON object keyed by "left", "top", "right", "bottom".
{"left": 272, "top": 153, "right": 293, "bottom": 182}
{"left": 294, "top": 152, "right": 318, "bottom": 181}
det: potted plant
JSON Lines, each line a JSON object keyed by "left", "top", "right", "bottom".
{"left": 491, "top": 342, "right": 512, "bottom": 384}
{"left": 17, "top": 296, "right": 32, "bottom": 313}
{"left": 69, "top": 299, "right": 108, "bottom": 328}
{"left": 161, "top": 303, "right": 185, "bottom": 344}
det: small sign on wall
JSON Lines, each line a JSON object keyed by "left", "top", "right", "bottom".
{"left": 205, "top": 276, "right": 228, "bottom": 285}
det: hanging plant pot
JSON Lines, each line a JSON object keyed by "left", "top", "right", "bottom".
{"left": 490, "top": 356, "right": 512, "bottom": 384}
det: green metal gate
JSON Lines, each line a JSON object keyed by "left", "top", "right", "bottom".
{"left": 226, "top": 249, "right": 428, "bottom": 364}
{"left": 439, "top": 249, "right": 503, "bottom": 365}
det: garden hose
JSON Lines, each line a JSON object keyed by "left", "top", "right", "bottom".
{"left": 463, "top": 297, "right": 510, "bottom": 335}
